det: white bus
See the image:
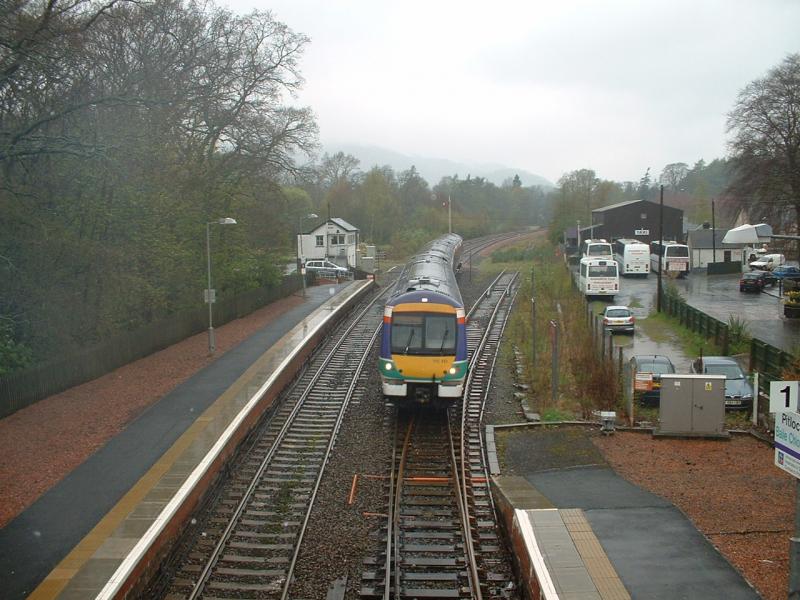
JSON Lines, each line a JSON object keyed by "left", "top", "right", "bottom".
{"left": 613, "top": 238, "right": 650, "bottom": 276}
{"left": 650, "top": 241, "right": 690, "bottom": 278}
{"left": 579, "top": 257, "right": 619, "bottom": 297}
{"left": 581, "top": 238, "right": 613, "bottom": 259}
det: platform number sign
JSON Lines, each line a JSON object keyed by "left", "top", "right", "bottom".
{"left": 770, "top": 381, "right": 799, "bottom": 414}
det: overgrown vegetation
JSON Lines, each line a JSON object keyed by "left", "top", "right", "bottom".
{"left": 501, "top": 238, "right": 620, "bottom": 419}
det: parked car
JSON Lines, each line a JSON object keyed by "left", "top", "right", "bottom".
{"left": 739, "top": 270, "right": 776, "bottom": 292}
{"left": 690, "top": 356, "right": 754, "bottom": 411}
{"left": 771, "top": 265, "right": 800, "bottom": 280}
{"left": 303, "top": 259, "right": 349, "bottom": 277}
{"left": 748, "top": 253, "right": 785, "bottom": 271}
{"left": 601, "top": 305, "right": 635, "bottom": 334}
{"left": 629, "top": 355, "right": 676, "bottom": 407}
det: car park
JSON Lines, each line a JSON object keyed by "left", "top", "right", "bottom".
{"left": 628, "top": 355, "right": 675, "bottom": 407}
{"left": 601, "top": 305, "right": 635, "bottom": 333}
{"left": 690, "top": 356, "right": 753, "bottom": 411}
{"left": 303, "top": 259, "right": 349, "bottom": 278}
{"left": 739, "top": 270, "right": 776, "bottom": 292}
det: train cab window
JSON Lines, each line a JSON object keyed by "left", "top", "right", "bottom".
{"left": 391, "top": 314, "right": 456, "bottom": 354}
{"left": 424, "top": 315, "right": 456, "bottom": 352}
{"left": 391, "top": 315, "right": 425, "bottom": 354}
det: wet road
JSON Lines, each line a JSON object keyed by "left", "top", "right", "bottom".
{"left": 582, "top": 269, "right": 798, "bottom": 359}
{"left": 673, "top": 272, "right": 799, "bottom": 353}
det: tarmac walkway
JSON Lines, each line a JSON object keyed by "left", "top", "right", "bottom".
{"left": 0, "top": 281, "right": 357, "bottom": 600}
{"left": 492, "top": 427, "right": 760, "bottom": 600}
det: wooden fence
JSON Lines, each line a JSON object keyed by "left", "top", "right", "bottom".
{"left": 0, "top": 275, "right": 303, "bottom": 419}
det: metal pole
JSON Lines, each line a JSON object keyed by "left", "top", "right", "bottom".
{"left": 531, "top": 298, "right": 536, "bottom": 363}
{"left": 711, "top": 199, "right": 716, "bottom": 265}
{"left": 206, "top": 222, "right": 215, "bottom": 355}
{"left": 448, "top": 194, "right": 452, "bottom": 234}
{"left": 299, "top": 216, "right": 306, "bottom": 298}
{"left": 657, "top": 185, "right": 664, "bottom": 312}
{"left": 550, "top": 320, "right": 558, "bottom": 405}
{"left": 790, "top": 480, "right": 800, "bottom": 600}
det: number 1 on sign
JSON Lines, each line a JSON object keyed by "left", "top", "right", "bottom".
{"left": 770, "top": 381, "right": 799, "bottom": 413}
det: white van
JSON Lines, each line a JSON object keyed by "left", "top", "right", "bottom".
{"left": 749, "top": 253, "right": 785, "bottom": 271}
{"left": 304, "top": 259, "right": 349, "bottom": 277}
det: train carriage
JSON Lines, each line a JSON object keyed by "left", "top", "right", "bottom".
{"left": 379, "top": 234, "right": 468, "bottom": 404}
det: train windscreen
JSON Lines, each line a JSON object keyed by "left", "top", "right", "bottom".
{"left": 391, "top": 313, "right": 456, "bottom": 354}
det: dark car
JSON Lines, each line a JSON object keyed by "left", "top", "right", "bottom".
{"left": 690, "top": 356, "right": 754, "bottom": 411}
{"left": 739, "top": 270, "right": 775, "bottom": 292}
{"left": 629, "top": 355, "right": 676, "bottom": 407}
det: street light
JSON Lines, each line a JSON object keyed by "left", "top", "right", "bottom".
{"left": 298, "top": 212, "right": 318, "bottom": 297}
{"left": 206, "top": 217, "right": 237, "bottom": 355}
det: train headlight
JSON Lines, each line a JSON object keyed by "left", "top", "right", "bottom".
{"left": 449, "top": 366, "right": 457, "bottom": 375}
{"left": 385, "top": 362, "right": 393, "bottom": 371}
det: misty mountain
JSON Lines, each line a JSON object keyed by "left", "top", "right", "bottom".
{"left": 326, "top": 144, "right": 554, "bottom": 189}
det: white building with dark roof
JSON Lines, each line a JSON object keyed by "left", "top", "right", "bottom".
{"left": 297, "top": 217, "right": 360, "bottom": 268}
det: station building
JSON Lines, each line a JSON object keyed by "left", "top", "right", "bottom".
{"left": 587, "top": 199, "right": 684, "bottom": 245}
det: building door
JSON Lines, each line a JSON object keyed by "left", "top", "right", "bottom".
{"left": 724, "top": 250, "right": 731, "bottom": 262}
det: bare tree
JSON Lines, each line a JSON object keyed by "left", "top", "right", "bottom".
{"left": 726, "top": 53, "right": 800, "bottom": 257}
{"left": 659, "top": 162, "right": 688, "bottom": 192}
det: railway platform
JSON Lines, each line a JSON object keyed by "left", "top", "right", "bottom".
{"left": 0, "top": 279, "right": 372, "bottom": 600}
{"left": 490, "top": 433, "right": 760, "bottom": 600}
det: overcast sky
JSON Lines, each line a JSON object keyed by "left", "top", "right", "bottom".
{"left": 221, "top": 0, "right": 798, "bottom": 184}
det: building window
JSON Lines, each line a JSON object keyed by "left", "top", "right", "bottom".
{"left": 315, "top": 235, "right": 323, "bottom": 247}
{"left": 347, "top": 234, "right": 355, "bottom": 244}
{"left": 331, "top": 234, "right": 345, "bottom": 245}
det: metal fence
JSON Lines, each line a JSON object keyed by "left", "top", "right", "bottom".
{"left": 660, "top": 290, "right": 730, "bottom": 354}
{"left": 0, "top": 275, "right": 303, "bottom": 419}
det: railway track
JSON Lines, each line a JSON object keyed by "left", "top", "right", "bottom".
{"left": 156, "top": 287, "right": 389, "bottom": 600}
{"left": 151, "top": 232, "right": 525, "bottom": 599}
{"left": 361, "top": 270, "right": 520, "bottom": 599}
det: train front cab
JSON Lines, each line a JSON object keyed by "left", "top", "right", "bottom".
{"left": 379, "top": 299, "right": 467, "bottom": 403}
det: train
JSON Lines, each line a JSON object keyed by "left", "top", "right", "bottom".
{"left": 379, "top": 233, "right": 468, "bottom": 404}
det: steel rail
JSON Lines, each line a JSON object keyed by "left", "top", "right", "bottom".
{"left": 187, "top": 290, "right": 385, "bottom": 600}
{"left": 474, "top": 274, "right": 520, "bottom": 519}
{"left": 457, "top": 271, "right": 520, "bottom": 599}
{"left": 447, "top": 411, "right": 483, "bottom": 600}
{"left": 280, "top": 319, "right": 383, "bottom": 599}
{"left": 467, "top": 270, "right": 507, "bottom": 321}
{"left": 382, "top": 411, "right": 401, "bottom": 600}
{"left": 390, "top": 414, "right": 415, "bottom": 599}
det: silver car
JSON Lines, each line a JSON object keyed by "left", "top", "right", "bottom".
{"left": 601, "top": 305, "right": 635, "bottom": 334}
{"left": 690, "top": 356, "right": 754, "bottom": 410}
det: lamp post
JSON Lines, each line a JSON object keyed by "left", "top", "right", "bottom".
{"left": 206, "top": 217, "right": 237, "bottom": 355}
{"left": 298, "top": 212, "right": 318, "bottom": 297}
{"left": 656, "top": 185, "right": 664, "bottom": 312}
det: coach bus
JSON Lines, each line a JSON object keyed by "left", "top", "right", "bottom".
{"left": 613, "top": 238, "right": 650, "bottom": 276}
{"left": 650, "top": 241, "right": 690, "bottom": 278}
{"left": 579, "top": 257, "right": 619, "bottom": 297}
{"left": 581, "top": 238, "right": 613, "bottom": 259}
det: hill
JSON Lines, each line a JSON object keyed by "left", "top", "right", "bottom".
{"left": 327, "top": 144, "right": 554, "bottom": 189}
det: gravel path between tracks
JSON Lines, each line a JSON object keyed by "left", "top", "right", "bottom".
{"left": 1, "top": 234, "right": 792, "bottom": 600}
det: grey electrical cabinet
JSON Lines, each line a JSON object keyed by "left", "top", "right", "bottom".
{"left": 655, "top": 374, "right": 728, "bottom": 438}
